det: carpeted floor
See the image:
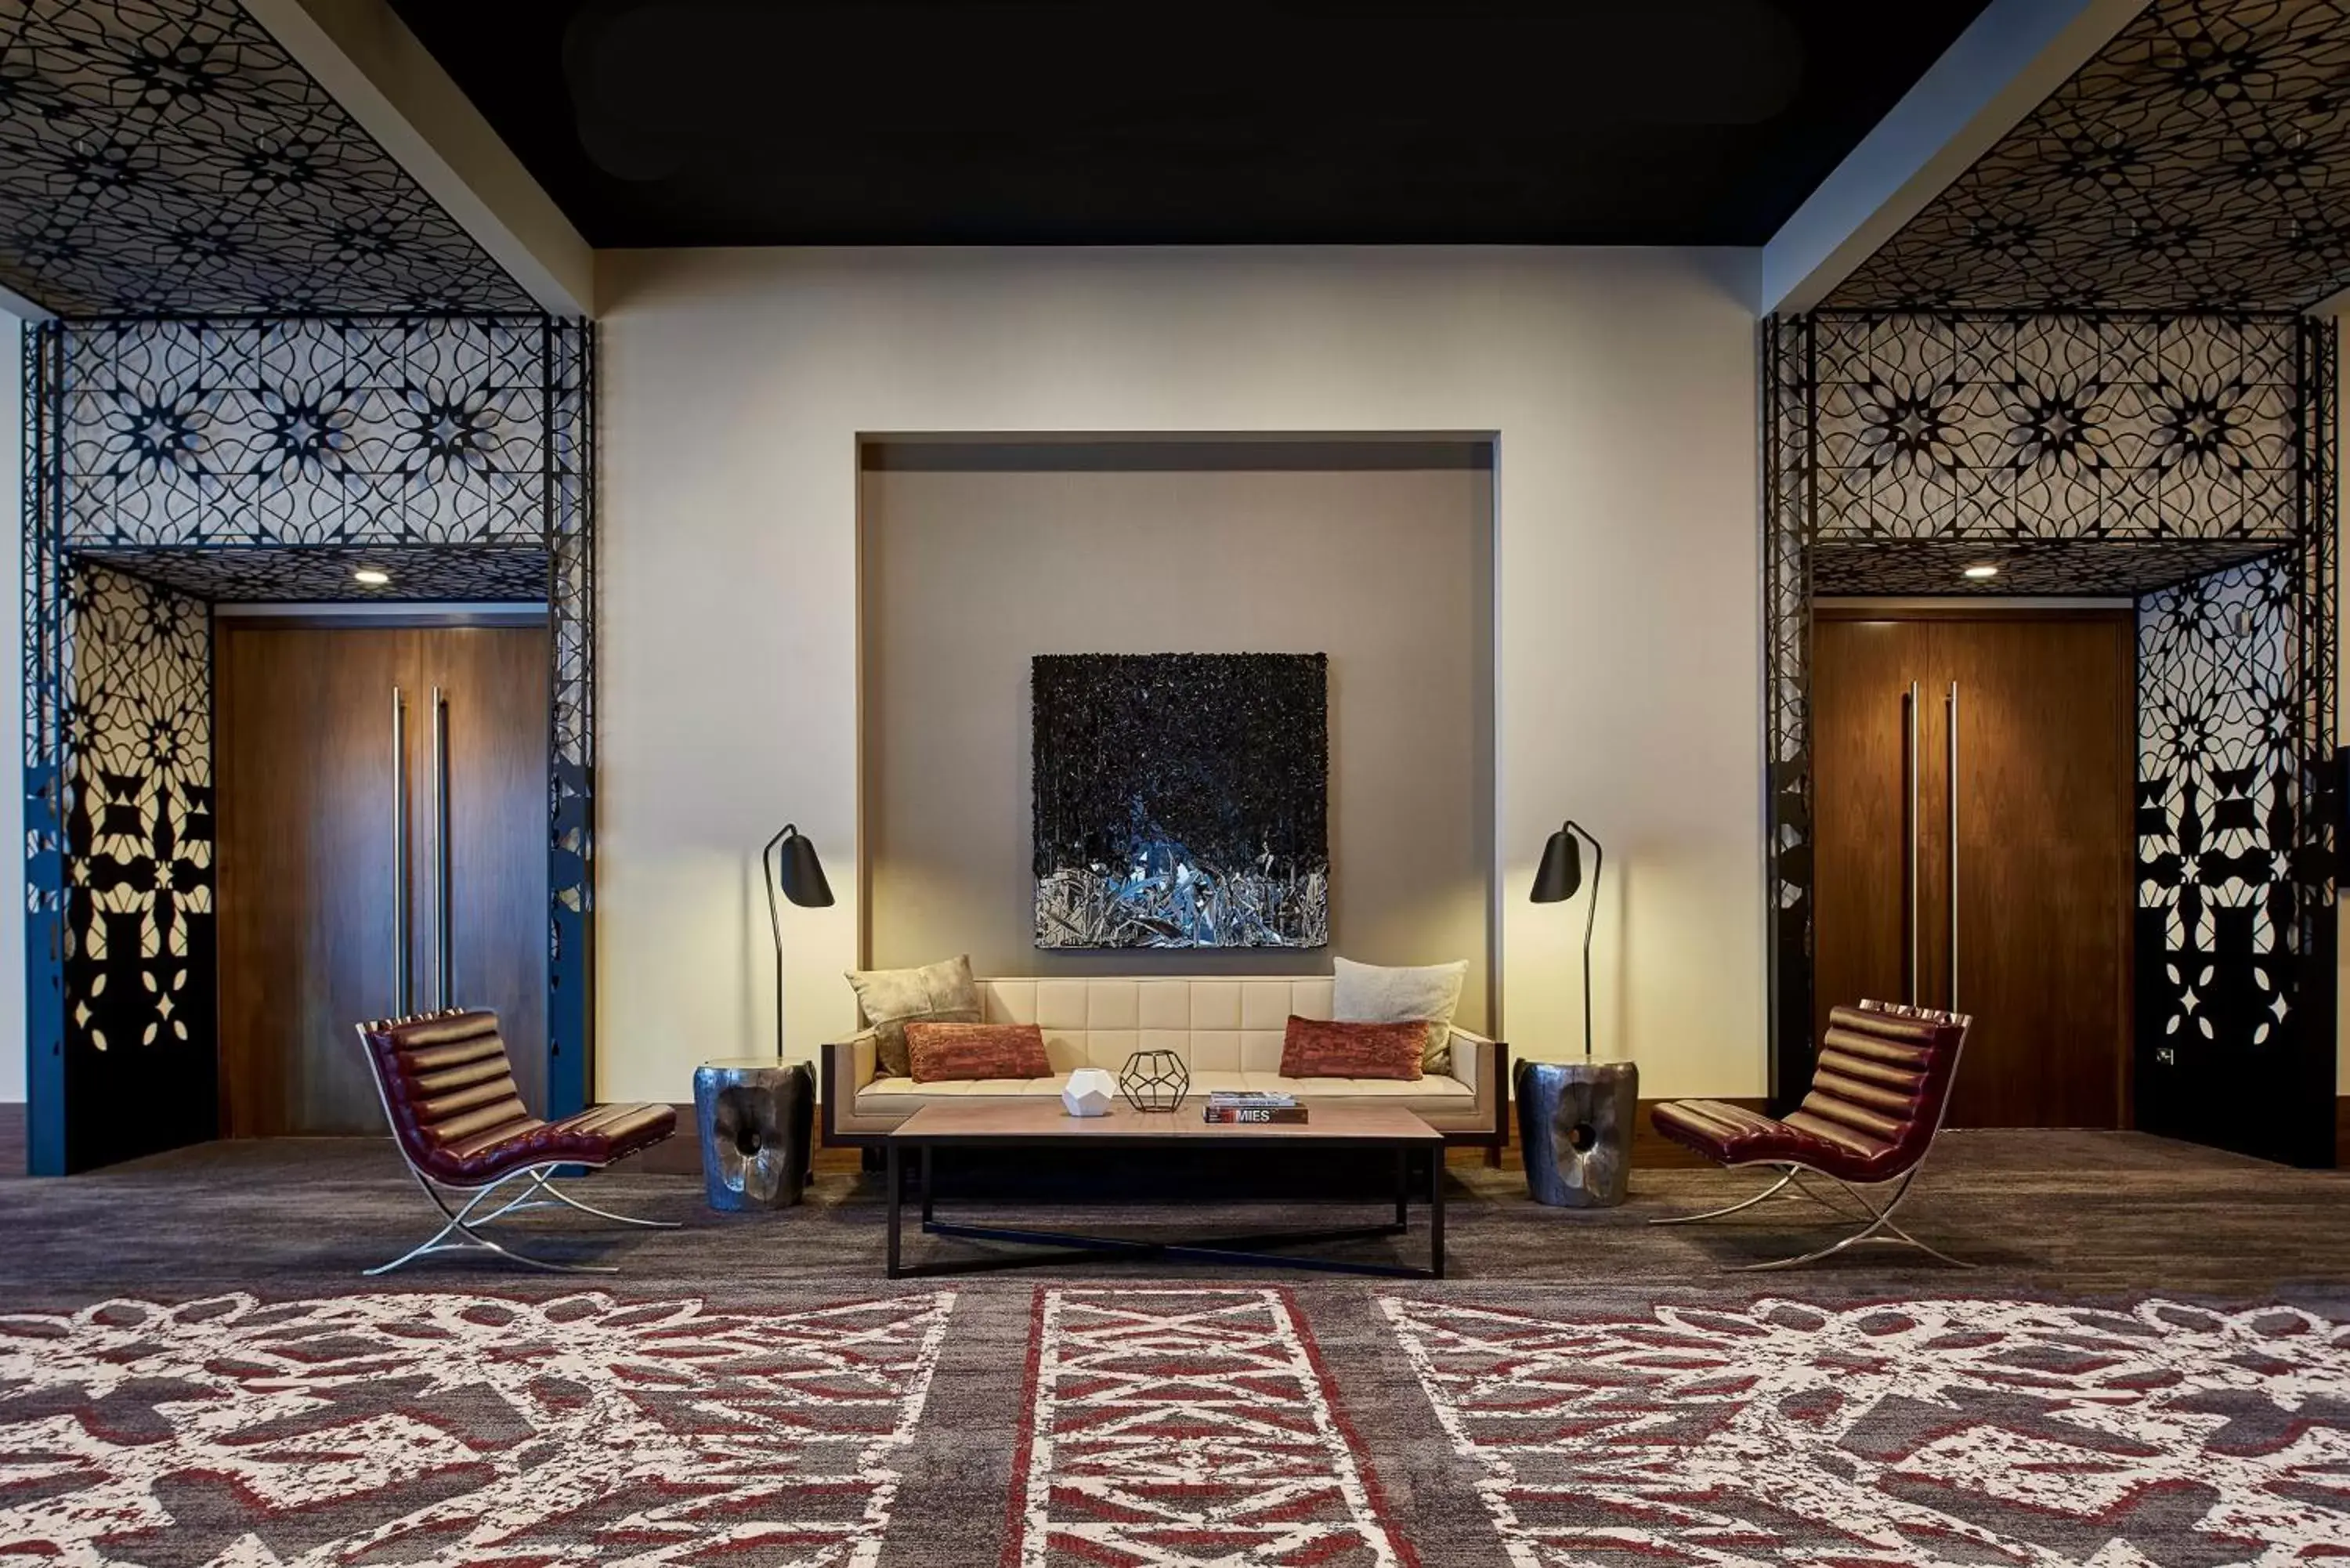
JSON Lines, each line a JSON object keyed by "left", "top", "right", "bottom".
{"left": 3, "top": 1128, "right": 2348, "bottom": 1298}
{"left": 4, "top": 1131, "right": 2349, "bottom": 1563}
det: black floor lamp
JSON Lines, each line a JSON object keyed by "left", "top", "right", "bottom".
{"left": 1530, "top": 818, "right": 1603, "bottom": 1059}
{"left": 1518, "top": 816, "right": 1634, "bottom": 1208}
{"left": 762, "top": 824, "right": 835, "bottom": 1061}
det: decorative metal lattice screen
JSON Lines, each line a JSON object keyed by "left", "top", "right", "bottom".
{"left": 23, "top": 316, "right": 595, "bottom": 1171}
{"left": 1828, "top": 0, "right": 2350, "bottom": 316}
{"left": 0, "top": 0, "right": 537, "bottom": 316}
{"left": 1764, "top": 311, "right": 2335, "bottom": 1157}
{"left": 46, "top": 562, "right": 216, "bottom": 1169}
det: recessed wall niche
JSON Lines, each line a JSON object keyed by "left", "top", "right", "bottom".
{"left": 857, "top": 435, "right": 1497, "bottom": 1034}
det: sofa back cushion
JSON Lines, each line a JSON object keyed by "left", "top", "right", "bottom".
{"left": 1280, "top": 1016, "right": 1426, "bottom": 1080}
{"left": 1332, "top": 956, "right": 1468, "bottom": 1073}
{"left": 848, "top": 956, "right": 982, "bottom": 1078}
{"left": 971, "top": 977, "right": 1336, "bottom": 1077}
{"left": 906, "top": 1021, "right": 1052, "bottom": 1082}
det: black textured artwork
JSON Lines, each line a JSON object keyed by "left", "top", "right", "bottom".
{"left": 1032, "top": 653, "right": 1328, "bottom": 949}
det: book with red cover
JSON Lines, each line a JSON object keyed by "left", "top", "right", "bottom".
{"left": 1202, "top": 1106, "right": 1310, "bottom": 1125}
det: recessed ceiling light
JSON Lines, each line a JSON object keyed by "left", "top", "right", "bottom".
{"left": 352, "top": 567, "right": 391, "bottom": 586}
{"left": 1961, "top": 564, "right": 1999, "bottom": 580}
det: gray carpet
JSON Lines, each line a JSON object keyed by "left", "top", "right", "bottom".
{"left": 2, "top": 1128, "right": 2346, "bottom": 1301}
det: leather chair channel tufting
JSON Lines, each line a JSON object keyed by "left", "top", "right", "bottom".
{"left": 1648, "top": 999, "right": 1972, "bottom": 1270}
{"left": 356, "top": 1008, "right": 679, "bottom": 1274}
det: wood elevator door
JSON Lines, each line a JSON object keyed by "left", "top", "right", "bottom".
{"left": 1813, "top": 609, "right": 2134, "bottom": 1129}
{"left": 217, "top": 622, "right": 550, "bottom": 1136}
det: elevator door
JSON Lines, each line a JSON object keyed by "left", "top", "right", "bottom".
{"left": 1813, "top": 610, "right": 2134, "bottom": 1129}
{"left": 217, "top": 622, "right": 549, "bottom": 1136}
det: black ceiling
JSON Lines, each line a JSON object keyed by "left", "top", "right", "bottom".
{"left": 387, "top": 0, "right": 1992, "bottom": 247}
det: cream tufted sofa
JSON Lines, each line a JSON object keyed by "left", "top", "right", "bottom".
{"left": 821, "top": 975, "right": 1508, "bottom": 1162}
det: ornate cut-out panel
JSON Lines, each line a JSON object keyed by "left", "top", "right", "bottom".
{"left": 1815, "top": 313, "right": 2303, "bottom": 547}
{"left": 58, "top": 316, "right": 559, "bottom": 547}
{"left": 60, "top": 562, "right": 216, "bottom": 1169}
{"left": 1761, "top": 316, "right": 1813, "bottom": 1102}
{"left": 1032, "top": 653, "right": 1329, "bottom": 949}
{"left": 0, "top": 0, "right": 534, "bottom": 315}
{"left": 1831, "top": 0, "right": 2350, "bottom": 313}
{"left": 75, "top": 543, "right": 549, "bottom": 602}
{"left": 545, "top": 319, "right": 595, "bottom": 1115}
{"left": 2137, "top": 559, "right": 2297, "bottom": 1055}
{"left": 1814, "top": 537, "right": 2284, "bottom": 596}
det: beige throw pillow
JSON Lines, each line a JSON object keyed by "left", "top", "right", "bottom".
{"left": 846, "top": 955, "right": 982, "bottom": 1079}
{"left": 1332, "top": 956, "right": 1468, "bottom": 1074}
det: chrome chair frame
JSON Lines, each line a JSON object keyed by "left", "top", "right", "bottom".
{"left": 368, "top": 1159, "right": 681, "bottom": 1277}
{"left": 1651, "top": 1009, "right": 1972, "bottom": 1272}
{"left": 1650, "top": 1158, "right": 1972, "bottom": 1271}
{"left": 358, "top": 1012, "right": 681, "bottom": 1276}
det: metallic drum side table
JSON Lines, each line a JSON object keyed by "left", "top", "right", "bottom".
{"left": 1515, "top": 1058, "right": 1640, "bottom": 1208}
{"left": 693, "top": 1058, "right": 816, "bottom": 1210}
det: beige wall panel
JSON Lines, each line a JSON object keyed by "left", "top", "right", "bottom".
{"left": 860, "top": 456, "right": 1494, "bottom": 1031}
{"left": 595, "top": 246, "right": 1765, "bottom": 1101}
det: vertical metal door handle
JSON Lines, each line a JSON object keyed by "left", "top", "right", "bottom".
{"left": 391, "top": 686, "right": 409, "bottom": 1017}
{"left": 1947, "top": 681, "right": 1960, "bottom": 1013}
{"left": 433, "top": 688, "right": 452, "bottom": 1010}
{"left": 1907, "top": 680, "right": 1920, "bottom": 1005}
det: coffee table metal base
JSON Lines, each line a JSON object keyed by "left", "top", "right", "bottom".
{"left": 885, "top": 1141, "right": 1444, "bottom": 1280}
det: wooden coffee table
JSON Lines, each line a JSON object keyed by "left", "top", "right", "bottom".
{"left": 884, "top": 1100, "right": 1445, "bottom": 1279}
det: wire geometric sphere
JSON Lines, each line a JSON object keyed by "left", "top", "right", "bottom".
{"left": 1119, "top": 1050, "right": 1191, "bottom": 1113}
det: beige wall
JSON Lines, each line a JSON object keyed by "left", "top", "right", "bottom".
{"left": 860, "top": 449, "right": 1495, "bottom": 1029}
{"left": 595, "top": 247, "right": 1766, "bottom": 1103}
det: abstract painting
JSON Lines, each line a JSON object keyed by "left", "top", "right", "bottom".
{"left": 1033, "top": 653, "right": 1328, "bottom": 948}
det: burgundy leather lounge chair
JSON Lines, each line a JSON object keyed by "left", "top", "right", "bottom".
{"left": 356, "top": 1009, "right": 680, "bottom": 1275}
{"left": 1649, "top": 999, "right": 1972, "bottom": 1270}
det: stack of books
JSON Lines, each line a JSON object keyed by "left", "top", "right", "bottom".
{"left": 1202, "top": 1091, "right": 1307, "bottom": 1125}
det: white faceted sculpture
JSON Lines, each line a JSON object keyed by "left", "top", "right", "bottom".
{"left": 1061, "top": 1068, "right": 1116, "bottom": 1117}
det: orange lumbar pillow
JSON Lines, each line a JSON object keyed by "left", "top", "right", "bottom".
{"left": 1279, "top": 1016, "right": 1426, "bottom": 1081}
{"left": 904, "top": 1021, "right": 1052, "bottom": 1082}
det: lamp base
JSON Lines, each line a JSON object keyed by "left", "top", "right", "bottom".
{"left": 1514, "top": 1059, "right": 1640, "bottom": 1208}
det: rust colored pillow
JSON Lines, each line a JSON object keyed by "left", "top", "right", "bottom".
{"left": 905, "top": 1021, "right": 1051, "bottom": 1082}
{"left": 1280, "top": 1016, "right": 1426, "bottom": 1081}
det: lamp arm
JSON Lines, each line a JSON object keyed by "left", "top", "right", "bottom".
{"left": 1564, "top": 820, "right": 1603, "bottom": 1060}
{"left": 761, "top": 826, "right": 794, "bottom": 1062}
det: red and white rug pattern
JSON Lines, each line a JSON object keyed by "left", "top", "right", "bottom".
{"left": 1007, "top": 1287, "right": 1412, "bottom": 1567}
{"left": 0, "top": 1288, "right": 956, "bottom": 1565}
{"left": 1383, "top": 1294, "right": 2350, "bottom": 1566}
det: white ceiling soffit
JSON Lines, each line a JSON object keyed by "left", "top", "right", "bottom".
{"left": 1761, "top": 0, "right": 2149, "bottom": 316}
{"left": 239, "top": 0, "right": 594, "bottom": 316}
{"left": 0, "top": 280, "right": 53, "bottom": 323}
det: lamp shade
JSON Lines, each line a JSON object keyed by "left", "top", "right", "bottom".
{"left": 1530, "top": 826, "right": 1582, "bottom": 904}
{"left": 776, "top": 828, "right": 835, "bottom": 908}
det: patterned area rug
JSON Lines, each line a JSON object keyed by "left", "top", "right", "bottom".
{"left": 1007, "top": 1288, "right": 1409, "bottom": 1566}
{"left": 5, "top": 1285, "right": 2350, "bottom": 1565}
{"left": 1384, "top": 1293, "right": 2350, "bottom": 1566}
{"left": 0, "top": 1290, "right": 954, "bottom": 1565}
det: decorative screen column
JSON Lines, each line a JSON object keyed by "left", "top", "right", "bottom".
{"left": 22, "top": 314, "right": 597, "bottom": 1172}
{"left": 1762, "top": 309, "right": 2335, "bottom": 1160}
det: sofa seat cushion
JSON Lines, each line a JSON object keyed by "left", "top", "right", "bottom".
{"left": 1242, "top": 1071, "right": 1477, "bottom": 1121}
{"left": 858, "top": 1070, "right": 1253, "bottom": 1115}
